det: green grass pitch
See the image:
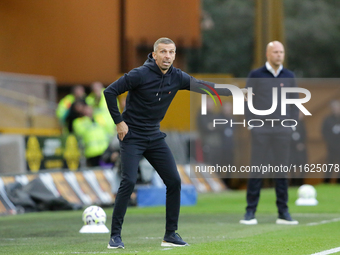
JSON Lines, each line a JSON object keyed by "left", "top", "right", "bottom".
{"left": 1, "top": 184, "right": 340, "bottom": 255}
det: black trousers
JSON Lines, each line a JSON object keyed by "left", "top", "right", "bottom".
{"left": 246, "top": 126, "right": 292, "bottom": 215}
{"left": 110, "top": 131, "right": 181, "bottom": 236}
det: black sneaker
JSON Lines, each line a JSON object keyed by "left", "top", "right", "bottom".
{"left": 239, "top": 211, "right": 258, "bottom": 225}
{"left": 276, "top": 212, "right": 298, "bottom": 225}
{"left": 161, "top": 232, "right": 189, "bottom": 247}
{"left": 107, "top": 235, "right": 124, "bottom": 249}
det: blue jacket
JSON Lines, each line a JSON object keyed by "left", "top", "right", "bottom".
{"left": 245, "top": 65, "right": 299, "bottom": 123}
{"left": 104, "top": 53, "right": 231, "bottom": 135}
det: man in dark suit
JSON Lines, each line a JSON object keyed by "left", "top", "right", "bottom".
{"left": 240, "top": 41, "right": 299, "bottom": 225}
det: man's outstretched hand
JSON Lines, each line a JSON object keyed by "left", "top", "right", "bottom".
{"left": 241, "top": 88, "right": 254, "bottom": 101}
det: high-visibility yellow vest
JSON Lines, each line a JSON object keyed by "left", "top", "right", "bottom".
{"left": 86, "top": 89, "right": 107, "bottom": 112}
{"left": 86, "top": 89, "right": 118, "bottom": 136}
{"left": 93, "top": 110, "right": 116, "bottom": 137}
{"left": 56, "top": 94, "right": 75, "bottom": 123}
{"left": 73, "top": 116, "right": 109, "bottom": 158}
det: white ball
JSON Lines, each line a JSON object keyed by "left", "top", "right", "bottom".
{"left": 82, "top": 206, "right": 106, "bottom": 225}
{"left": 298, "top": 184, "right": 316, "bottom": 199}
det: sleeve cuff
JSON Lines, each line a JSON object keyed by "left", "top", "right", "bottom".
{"left": 113, "top": 115, "right": 123, "bottom": 125}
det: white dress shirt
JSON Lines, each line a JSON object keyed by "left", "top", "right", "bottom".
{"left": 265, "top": 62, "right": 283, "bottom": 77}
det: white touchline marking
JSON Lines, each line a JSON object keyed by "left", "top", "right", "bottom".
{"left": 311, "top": 247, "right": 340, "bottom": 255}
{"left": 307, "top": 218, "right": 340, "bottom": 226}
{"left": 47, "top": 252, "right": 110, "bottom": 254}
{"left": 140, "top": 237, "right": 162, "bottom": 240}
{"left": 38, "top": 252, "right": 111, "bottom": 255}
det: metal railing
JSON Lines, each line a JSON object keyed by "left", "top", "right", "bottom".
{"left": 0, "top": 72, "right": 57, "bottom": 130}
{"left": 0, "top": 86, "right": 57, "bottom": 128}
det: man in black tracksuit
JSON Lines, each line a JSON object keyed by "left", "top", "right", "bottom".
{"left": 240, "top": 41, "right": 299, "bottom": 225}
{"left": 104, "top": 37, "right": 247, "bottom": 249}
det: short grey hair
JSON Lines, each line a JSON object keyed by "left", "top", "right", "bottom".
{"left": 153, "top": 37, "right": 176, "bottom": 52}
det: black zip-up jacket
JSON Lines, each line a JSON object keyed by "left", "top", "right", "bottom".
{"left": 104, "top": 53, "right": 231, "bottom": 135}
